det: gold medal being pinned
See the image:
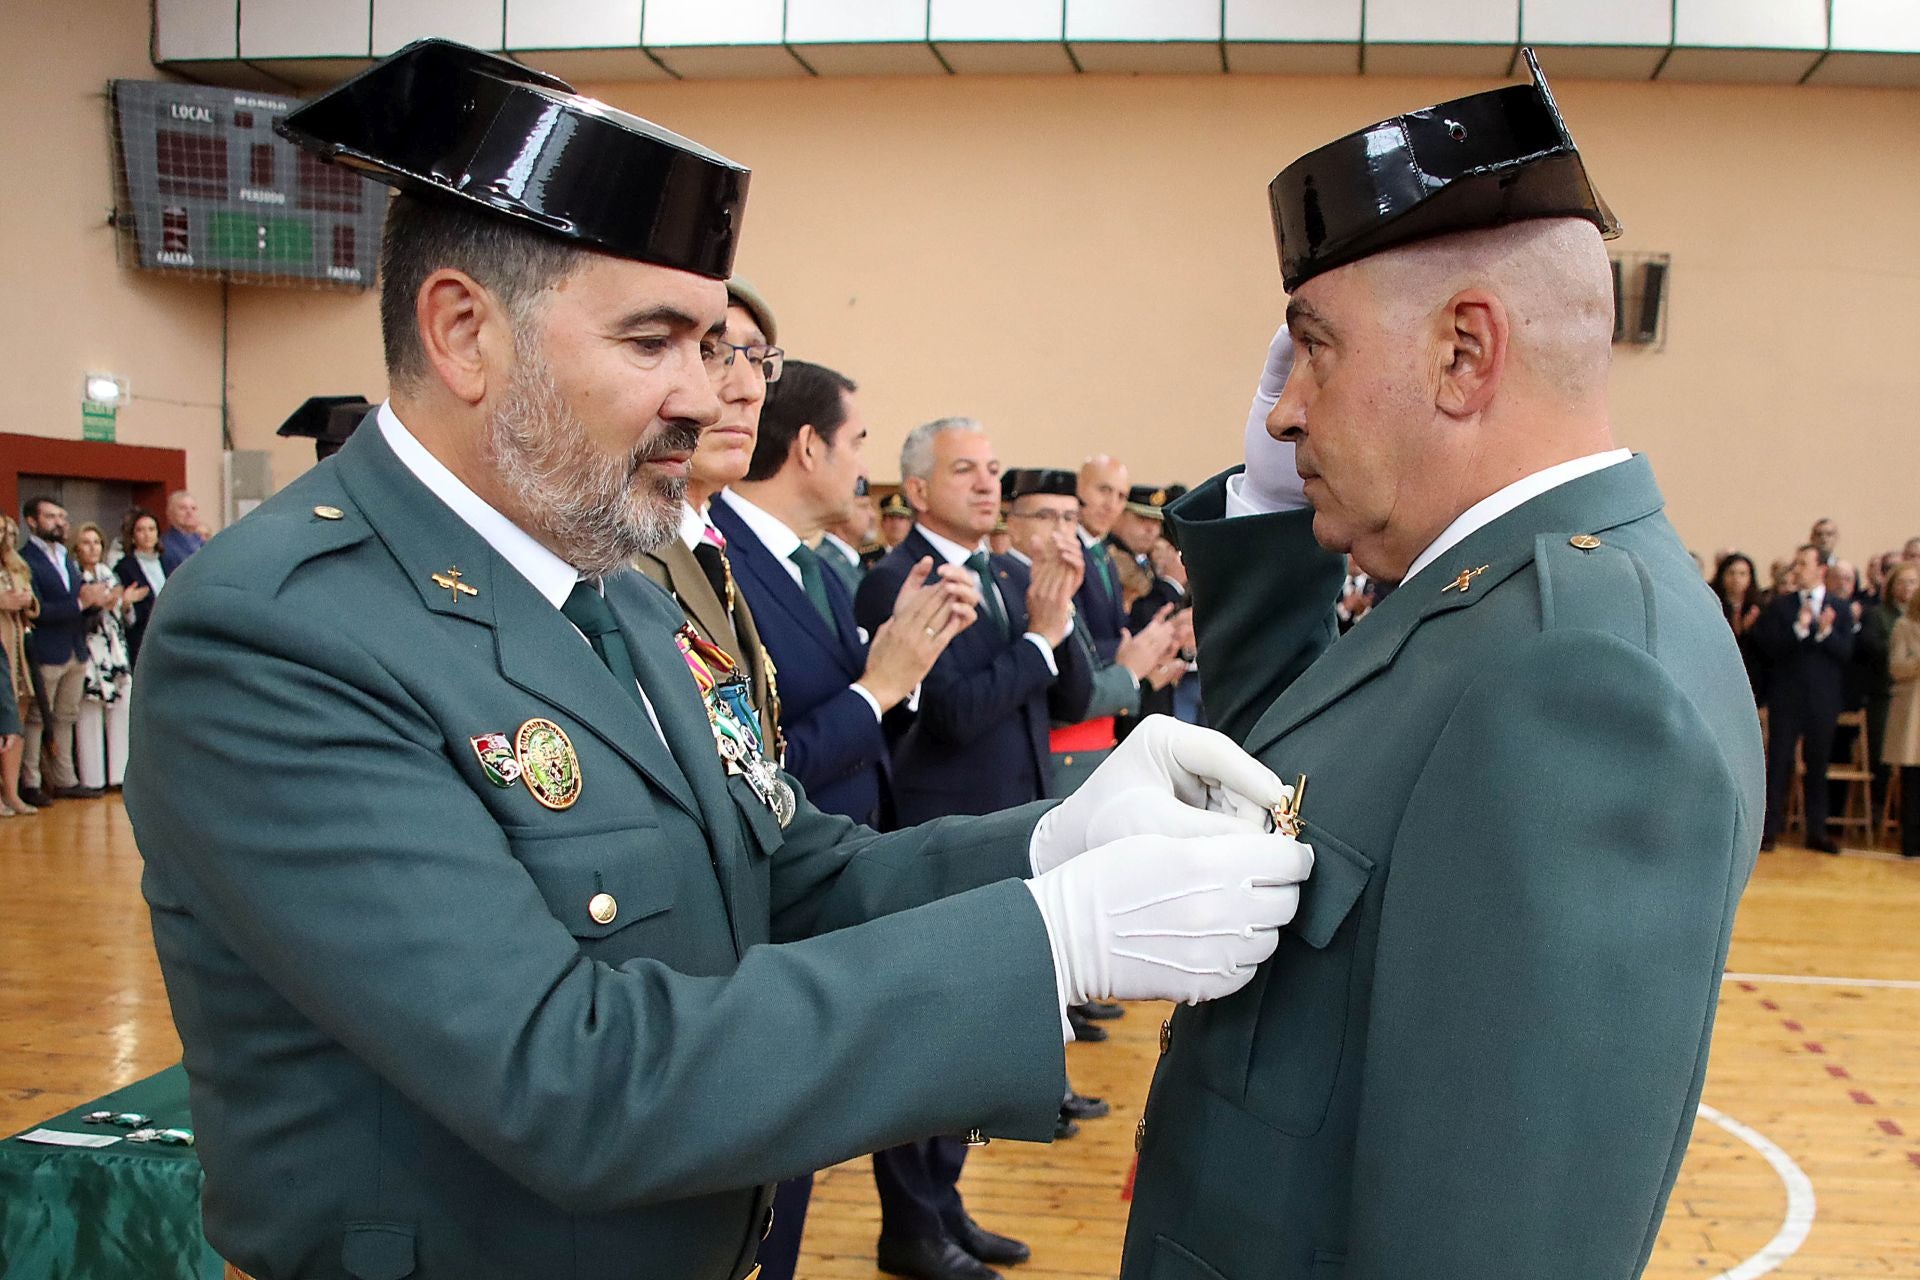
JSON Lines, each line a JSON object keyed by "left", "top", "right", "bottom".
{"left": 673, "top": 625, "right": 796, "bottom": 827}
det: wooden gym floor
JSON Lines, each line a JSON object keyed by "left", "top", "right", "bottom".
{"left": 2, "top": 796, "right": 1915, "bottom": 1277}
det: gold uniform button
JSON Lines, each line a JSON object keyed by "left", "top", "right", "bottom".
{"left": 1569, "top": 534, "right": 1601, "bottom": 550}
{"left": 1160, "top": 1018, "right": 1172, "bottom": 1055}
{"left": 312, "top": 505, "right": 344, "bottom": 520}
{"left": 587, "top": 893, "right": 618, "bottom": 925}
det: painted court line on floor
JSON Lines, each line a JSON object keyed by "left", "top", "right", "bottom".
{"left": 1698, "top": 1102, "right": 1816, "bottom": 1280}
{"left": 1723, "top": 972, "right": 1920, "bottom": 991}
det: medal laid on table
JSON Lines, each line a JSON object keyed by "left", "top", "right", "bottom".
{"left": 673, "top": 625, "right": 797, "bottom": 828}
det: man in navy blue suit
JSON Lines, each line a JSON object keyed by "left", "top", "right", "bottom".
{"left": 715, "top": 360, "right": 974, "bottom": 827}
{"left": 18, "top": 497, "right": 112, "bottom": 805}
{"left": 852, "top": 417, "right": 1092, "bottom": 1280}
{"left": 1758, "top": 542, "right": 1856, "bottom": 852}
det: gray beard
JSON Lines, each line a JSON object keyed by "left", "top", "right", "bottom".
{"left": 483, "top": 352, "right": 690, "bottom": 578}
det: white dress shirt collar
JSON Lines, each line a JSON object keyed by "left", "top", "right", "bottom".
{"left": 917, "top": 522, "right": 986, "bottom": 567}
{"left": 30, "top": 535, "right": 70, "bottom": 587}
{"left": 676, "top": 501, "right": 709, "bottom": 552}
{"left": 377, "top": 402, "right": 584, "bottom": 609}
{"left": 1402, "top": 449, "right": 1633, "bottom": 586}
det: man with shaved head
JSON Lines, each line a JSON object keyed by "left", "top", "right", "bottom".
{"left": 1123, "top": 55, "right": 1764, "bottom": 1280}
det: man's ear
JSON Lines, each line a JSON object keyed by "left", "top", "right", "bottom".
{"left": 1434, "top": 288, "right": 1507, "bottom": 419}
{"left": 794, "top": 424, "right": 821, "bottom": 473}
{"left": 417, "top": 268, "right": 509, "bottom": 406}
{"left": 902, "top": 475, "right": 929, "bottom": 514}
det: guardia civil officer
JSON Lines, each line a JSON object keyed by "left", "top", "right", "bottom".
{"left": 124, "top": 41, "right": 1312, "bottom": 1280}
{"left": 1122, "top": 52, "right": 1764, "bottom": 1280}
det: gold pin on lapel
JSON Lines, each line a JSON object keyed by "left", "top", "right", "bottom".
{"left": 1443, "top": 564, "right": 1490, "bottom": 594}
{"left": 1269, "top": 774, "right": 1308, "bottom": 838}
{"left": 431, "top": 567, "right": 479, "bottom": 603}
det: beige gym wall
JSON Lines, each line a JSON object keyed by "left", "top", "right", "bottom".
{"left": 10, "top": 2, "right": 1918, "bottom": 565}
{"left": 1, "top": 0, "right": 228, "bottom": 515}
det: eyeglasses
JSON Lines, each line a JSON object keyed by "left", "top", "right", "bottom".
{"left": 707, "top": 342, "right": 784, "bottom": 384}
{"left": 1008, "top": 509, "right": 1078, "bottom": 526}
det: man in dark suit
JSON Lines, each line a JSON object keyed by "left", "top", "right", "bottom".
{"left": 18, "top": 496, "right": 112, "bottom": 804}
{"left": 853, "top": 419, "right": 1093, "bottom": 1280}
{"left": 1759, "top": 543, "right": 1856, "bottom": 852}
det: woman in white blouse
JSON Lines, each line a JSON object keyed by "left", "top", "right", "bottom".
{"left": 113, "top": 508, "right": 177, "bottom": 665}
{"left": 74, "top": 522, "right": 143, "bottom": 790}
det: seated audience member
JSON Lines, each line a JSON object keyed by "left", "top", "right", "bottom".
{"left": 71, "top": 522, "right": 141, "bottom": 791}
{"left": 1758, "top": 543, "right": 1854, "bottom": 852}
{"left": 113, "top": 508, "right": 178, "bottom": 664}
{"left": 853, "top": 419, "right": 1091, "bottom": 1280}
{"left": 19, "top": 497, "right": 113, "bottom": 806}
{"left": 1886, "top": 579, "right": 1920, "bottom": 858}
{"left": 1, "top": 515, "right": 38, "bottom": 815}
{"left": 162, "top": 490, "right": 209, "bottom": 562}
{"left": 1712, "top": 552, "right": 1766, "bottom": 702}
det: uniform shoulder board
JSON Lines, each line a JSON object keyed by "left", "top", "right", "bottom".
{"left": 1532, "top": 533, "right": 1653, "bottom": 652}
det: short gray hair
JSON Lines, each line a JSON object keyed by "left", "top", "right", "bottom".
{"left": 900, "top": 416, "right": 984, "bottom": 482}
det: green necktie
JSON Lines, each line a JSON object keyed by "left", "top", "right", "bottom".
{"left": 561, "top": 581, "right": 646, "bottom": 710}
{"left": 967, "top": 552, "right": 1008, "bottom": 635}
{"left": 1091, "top": 541, "right": 1118, "bottom": 602}
{"left": 788, "top": 545, "right": 837, "bottom": 630}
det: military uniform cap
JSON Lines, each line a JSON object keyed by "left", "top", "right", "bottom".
{"left": 879, "top": 493, "right": 914, "bottom": 519}
{"left": 277, "top": 39, "right": 749, "bottom": 279}
{"left": 1001, "top": 469, "right": 1079, "bottom": 503}
{"left": 1124, "top": 484, "right": 1184, "bottom": 519}
{"left": 726, "top": 276, "right": 778, "bottom": 345}
{"left": 276, "top": 396, "right": 374, "bottom": 446}
{"left": 1270, "top": 49, "right": 1618, "bottom": 292}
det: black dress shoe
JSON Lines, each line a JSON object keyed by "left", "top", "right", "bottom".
{"left": 1808, "top": 836, "right": 1841, "bottom": 855}
{"left": 1060, "top": 1090, "right": 1110, "bottom": 1120}
{"left": 877, "top": 1235, "right": 1000, "bottom": 1280}
{"left": 17, "top": 787, "right": 53, "bottom": 808}
{"left": 1054, "top": 1114, "right": 1080, "bottom": 1140}
{"left": 1759, "top": 836, "right": 1776, "bottom": 852}
{"left": 52, "top": 785, "right": 105, "bottom": 799}
{"left": 1075, "top": 1000, "right": 1125, "bottom": 1020}
{"left": 949, "top": 1215, "right": 1031, "bottom": 1266}
{"left": 1065, "top": 1009, "right": 1107, "bottom": 1043}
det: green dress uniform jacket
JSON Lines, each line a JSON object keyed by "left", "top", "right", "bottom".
{"left": 124, "top": 425, "right": 1066, "bottom": 1280}
{"left": 1123, "top": 457, "right": 1763, "bottom": 1280}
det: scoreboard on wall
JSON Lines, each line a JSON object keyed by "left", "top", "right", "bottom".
{"left": 111, "top": 80, "right": 386, "bottom": 288}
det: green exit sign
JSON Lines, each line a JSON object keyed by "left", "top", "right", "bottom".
{"left": 82, "top": 399, "right": 117, "bottom": 442}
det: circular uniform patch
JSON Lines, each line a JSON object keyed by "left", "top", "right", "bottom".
{"left": 515, "top": 718, "right": 582, "bottom": 810}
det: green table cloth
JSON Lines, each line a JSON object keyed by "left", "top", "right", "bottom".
{"left": 0, "top": 1065, "right": 224, "bottom": 1279}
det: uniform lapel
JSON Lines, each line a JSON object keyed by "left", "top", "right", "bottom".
{"left": 1242, "top": 456, "right": 1667, "bottom": 758}
{"left": 330, "top": 425, "right": 701, "bottom": 819}
{"left": 656, "top": 537, "right": 743, "bottom": 669}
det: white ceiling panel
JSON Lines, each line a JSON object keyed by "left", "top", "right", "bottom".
{"left": 372, "top": 0, "right": 504, "bottom": 55}
{"left": 1526, "top": 45, "right": 1668, "bottom": 80}
{"left": 1522, "top": 0, "right": 1669, "bottom": 48}
{"left": 643, "top": 0, "right": 785, "bottom": 47}
{"left": 1673, "top": 0, "right": 1827, "bottom": 51}
{"left": 1226, "top": 42, "right": 1362, "bottom": 75}
{"left": 241, "top": 0, "right": 370, "bottom": 59}
{"left": 1804, "top": 50, "right": 1920, "bottom": 85}
{"left": 934, "top": 42, "right": 1077, "bottom": 74}
{"left": 785, "top": 0, "right": 926, "bottom": 45}
{"left": 513, "top": 48, "right": 672, "bottom": 81}
{"left": 1067, "top": 0, "right": 1220, "bottom": 42}
{"left": 505, "top": 0, "right": 641, "bottom": 51}
{"left": 1658, "top": 46, "right": 1824, "bottom": 82}
{"left": 1365, "top": 43, "right": 1516, "bottom": 78}
{"left": 1364, "top": 0, "right": 1518, "bottom": 47}
{"left": 1224, "top": 0, "right": 1360, "bottom": 44}
{"left": 1070, "top": 41, "right": 1224, "bottom": 74}
{"left": 795, "top": 42, "right": 948, "bottom": 74}
{"left": 155, "top": 0, "right": 239, "bottom": 61}
{"left": 930, "top": 0, "right": 1064, "bottom": 43}
{"left": 649, "top": 45, "right": 809, "bottom": 77}
{"left": 1830, "top": 0, "right": 1920, "bottom": 53}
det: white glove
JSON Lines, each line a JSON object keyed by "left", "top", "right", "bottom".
{"left": 1029, "top": 715, "right": 1291, "bottom": 875}
{"left": 1025, "top": 831, "right": 1313, "bottom": 1009}
{"left": 1239, "top": 324, "right": 1309, "bottom": 514}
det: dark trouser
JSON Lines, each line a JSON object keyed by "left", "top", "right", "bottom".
{"left": 1903, "top": 767, "right": 1920, "bottom": 858}
{"left": 1765, "top": 701, "right": 1839, "bottom": 840}
{"left": 873, "top": 1135, "right": 968, "bottom": 1241}
{"left": 753, "top": 1175, "right": 813, "bottom": 1280}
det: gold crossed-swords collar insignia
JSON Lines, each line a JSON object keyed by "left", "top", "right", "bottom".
{"left": 1443, "top": 564, "right": 1491, "bottom": 594}
{"left": 432, "top": 567, "right": 479, "bottom": 602}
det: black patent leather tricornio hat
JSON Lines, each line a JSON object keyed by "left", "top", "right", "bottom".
{"left": 1270, "top": 49, "right": 1619, "bottom": 292}
{"left": 277, "top": 39, "right": 749, "bottom": 280}
{"left": 1001, "top": 469, "right": 1080, "bottom": 503}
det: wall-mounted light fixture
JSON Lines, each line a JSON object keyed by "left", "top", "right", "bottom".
{"left": 84, "top": 372, "right": 129, "bottom": 405}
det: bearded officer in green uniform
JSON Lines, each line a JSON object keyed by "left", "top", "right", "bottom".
{"left": 1123, "top": 54, "right": 1764, "bottom": 1280}
{"left": 123, "top": 41, "right": 1316, "bottom": 1280}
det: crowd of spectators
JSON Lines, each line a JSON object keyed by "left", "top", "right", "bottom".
{"left": 0, "top": 491, "right": 204, "bottom": 815}
{"left": 1707, "top": 520, "right": 1920, "bottom": 857}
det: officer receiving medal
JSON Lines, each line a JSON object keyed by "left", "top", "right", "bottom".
{"left": 124, "top": 39, "right": 1313, "bottom": 1280}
